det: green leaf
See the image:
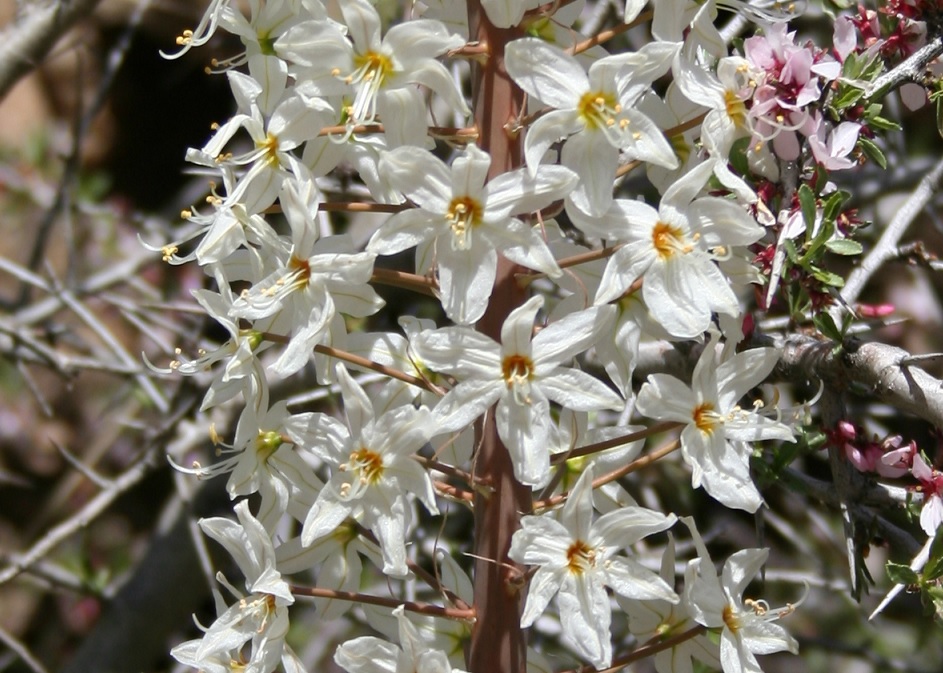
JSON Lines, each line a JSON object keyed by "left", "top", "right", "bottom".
{"left": 936, "top": 94, "right": 943, "bottom": 140}
{"left": 813, "top": 312, "right": 844, "bottom": 342}
{"left": 926, "top": 585, "right": 943, "bottom": 623}
{"left": 822, "top": 190, "right": 849, "bottom": 224}
{"left": 802, "top": 216, "right": 836, "bottom": 263}
{"left": 783, "top": 238, "right": 799, "bottom": 264}
{"left": 825, "top": 239, "right": 864, "bottom": 255}
{"left": 833, "top": 86, "right": 865, "bottom": 110}
{"left": 925, "top": 527, "right": 943, "bottom": 581}
{"left": 810, "top": 266, "right": 844, "bottom": 287}
{"left": 886, "top": 562, "right": 921, "bottom": 586}
{"left": 868, "top": 115, "right": 901, "bottom": 132}
{"left": 798, "top": 184, "right": 817, "bottom": 233}
{"left": 729, "top": 137, "right": 751, "bottom": 177}
{"left": 858, "top": 136, "right": 887, "bottom": 169}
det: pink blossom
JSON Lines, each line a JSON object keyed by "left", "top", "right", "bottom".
{"left": 802, "top": 112, "right": 861, "bottom": 171}
{"left": 913, "top": 455, "right": 943, "bottom": 535}
{"left": 745, "top": 25, "right": 839, "bottom": 161}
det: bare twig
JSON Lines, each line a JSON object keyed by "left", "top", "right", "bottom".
{"left": 0, "top": 0, "right": 103, "bottom": 102}
{"left": 775, "top": 333, "right": 943, "bottom": 431}
{"left": 864, "top": 35, "right": 943, "bottom": 102}
{"left": 841, "top": 155, "right": 943, "bottom": 305}
{"left": 55, "top": 288, "right": 168, "bottom": 412}
{"left": 290, "top": 585, "right": 476, "bottom": 620}
{"left": 0, "top": 623, "right": 48, "bottom": 673}
{"left": 0, "top": 389, "right": 197, "bottom": 587}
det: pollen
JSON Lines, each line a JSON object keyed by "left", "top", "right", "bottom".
{"left": 578, "top": 90, "right": 620, "bottom": 131}
{"left": 724, "top": 90, "right": 748, "bottom": 128}
{"left": 446, "top": 196, "right": 483, "bottom": 250}
{"left": 723, "top": 604, "right": 741, "bottom": 632}
{"left": 566, "top": 540, "right": 596, "bottom": 574}
{"left": 175, "top": 29, "right": 194, "bottom": 46}
{"left": 348, "top": 447, "right": 384, "bottom": 484}
{"left": 693, "top": 402, "right": 719, "bottom": 435}
{"left": 161, "top": 245, "right": 178, "bottom": 262}
{"left": 651, "top": 221, "right": 689, "bottom": 259}
{"left": 502, "top": 354, "right": 535, "bottom": 405}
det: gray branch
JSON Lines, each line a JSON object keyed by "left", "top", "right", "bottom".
{"left": 841, "top": 155, "right": 943, "bottom": 305}
{"left": 775, "top": 333, "right": 943, "bottom": 430}
{"left": 0, "top": 0, "right": 103, "bottom": 103}
{"left": 864, "top": 35, "right": 943, "bottom": 102}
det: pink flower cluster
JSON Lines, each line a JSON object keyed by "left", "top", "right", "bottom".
{"left": 745, "top": 24, "right": 861, "bottom": 170}
{"left": 829, "top": 420, "right": 943, "bottom": 535}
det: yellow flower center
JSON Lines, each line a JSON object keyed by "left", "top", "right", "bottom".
{"left": 257, "top": 132, "right": 279, "bottom": 166}
{"left": 288, "top": 255, "right": 311, "bottom": 285}
{"left": 502, "top": 354, "right": 535, "bottom": 405}
{"left": 255, "top": 430, "right": 283, "bottom": 461}
{"left": 652, "top": 221, "right": 691, "bottom": 259}
{"left": 724, "top": 90, "right": 748, "bottom": 128}
{"left": 347, "top": 447, "right": 384, "bottom": 484}
{"left": 723, "top": 603, "right": 740, "bottom": 632}
{"left": 446, "top": 196, "right": 483, "bottom": 250}
{"left": 577, "top": 91, "right": 622, "bottom": 131}
{"left": 566, "top": 540, "right": 596, "bottom": 574}
{"left": 351, "top": 51, "right": 394, "bottom": 86}
{"left": 693, "top": 402, "right": 719, "bottom": 435}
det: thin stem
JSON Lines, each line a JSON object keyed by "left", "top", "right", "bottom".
{"left": 435, "top": 480, "right": 477, "bottom": 503}
{"left": 567, "top": 10, "right": 653, "bottom": 56}
{"left": 290, "top": 585, "right": 475, "bottom": 621}
{"left": 415, "top": 455, "right": 478, "bottom": 487}
{"left": 315, "top": 344, "right": 443, "bottom": 394}
{"left": 518, "top": 244, "right": 621, "bottom": 285}
{"left": 549, "top": 421, "right": 683, "bottom": 465}
{"left": 317, "top": 123, "right": 479, "bottom": 140}
{"left": 370, "top": 267, "right": 440, "bottom": 297}
{"left": 534, "top": 438, "right": 681, "bottom": 511}
{"left": 563, "top": 625, "right": 708, "bottom": 673}
{"left": 259, "top": 333, "right": 443, "bottom": 393}
{"left": 319, "top": 201, "right": 410, "bottom": 213}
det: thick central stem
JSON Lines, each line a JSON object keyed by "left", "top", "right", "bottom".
{"left": 466, "top": 4, "right": 531, "bottom": 673}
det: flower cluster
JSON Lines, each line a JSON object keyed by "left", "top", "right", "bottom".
{"left": 151, "top": 1, "right": 933, "bottom": 672}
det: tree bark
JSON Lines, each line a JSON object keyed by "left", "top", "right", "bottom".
{"left": 466, "top": 4, "right": 531, "bottom": 673}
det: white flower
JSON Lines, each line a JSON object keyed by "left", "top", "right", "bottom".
{"left": 636, "top": 342, "right": 795, "bottom": 512}
{"left": 276, "top": 0, "right": 467, "bottom": 146}
{"left": 618, "top": 535, "right": 722, "bottom": 673}
{"left": 172, "top": 501, "right": 298, "bottom": 673}
{"left": 505, "top": 38, "right": 679, "bottom": 216}
{"left": 276, "top": 520, "right": 384, "bottom": 621}
{"left": 509, "top": 466, "right": 678, "bottom": 669}
{"left": 188, "top": 54, "right": 334, "bottom": 213}
{"left": 683, "top": 518, "right": 800, "bottom": 673}
{"left": 231, "top": 177, "right": 384, "bottom": 377}
{"left": 589, "top": 161, "right": 764, "bottom": 339}
{"left": 169, "top": 377, "right": 326, "bottom": 531}
{"left": 414, "top": 296, "right": 623, "bottom": 487}
{"left": 151, "top": 265, "right": 270, "bottom": 410}
{"left": 301, "top": 365, "right": 439, "bottom": 577}
{"left": 674, "top": 54, "right": 758, "bottom": 157}
{"left": 370, "top": 144, "right": 576, "bottom": 324}
{"left": 335, "top": 605, "right": 468, "bottom": 673}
